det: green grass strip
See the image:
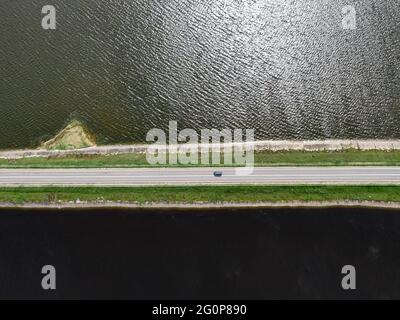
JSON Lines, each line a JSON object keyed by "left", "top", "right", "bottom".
{"left": 0, "top": 185, "right": 399, "bottom": 204}
{"left": 2, "top": 149, "right": 400, "bottom": 168}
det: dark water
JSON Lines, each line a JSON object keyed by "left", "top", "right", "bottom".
{"left": 1, "top": 0, "right": 400, "bottom": 149}
{"left": 1, "top": 207, "right": 400, "bottom": 299}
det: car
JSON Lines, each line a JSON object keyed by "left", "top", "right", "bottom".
{"left": 213, "top": 171, "right": 223, "bottom": 177}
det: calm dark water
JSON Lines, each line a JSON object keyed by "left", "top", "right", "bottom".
{"left": 1, "top": 0, "right": 400, "bottom": 149}
{"left": 0, "top": 207, "right": 400, "bottom": 299}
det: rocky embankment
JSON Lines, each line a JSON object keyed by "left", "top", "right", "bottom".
{"left": 1, "top": 139, "right": 400, "bottom": 160}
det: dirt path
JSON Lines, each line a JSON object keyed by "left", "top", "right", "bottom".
{"left": 1, "top": 139, "right": 400, "bottom": 159}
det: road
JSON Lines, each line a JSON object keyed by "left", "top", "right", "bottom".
{"left": 1, "top": 167, "right": 400, "bottom": 186}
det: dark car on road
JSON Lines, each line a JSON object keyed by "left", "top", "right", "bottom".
{"left": 213, "top": 171, "right": 223, "bottom": 177}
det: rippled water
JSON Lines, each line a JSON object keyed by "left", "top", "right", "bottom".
{"left": 1, "top": 0, "right": 399, "bottom": 149}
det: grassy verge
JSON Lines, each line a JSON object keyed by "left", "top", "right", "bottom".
{"left": 0, "top": 185, "right": 400, "bottom": 205}
{"left": 2, "top": 149, "right": 400, "bottom": 168}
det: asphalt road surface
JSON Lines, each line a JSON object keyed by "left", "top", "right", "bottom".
{"left": 1, "top": 167, "right": 400, "bottom": 186}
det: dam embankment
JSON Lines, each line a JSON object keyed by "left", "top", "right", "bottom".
{"left": 1, "top": 140, "right": 400, "bottom": 159}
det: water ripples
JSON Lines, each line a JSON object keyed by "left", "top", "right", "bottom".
{"left": 0, "top": 0, "right": 399, "bottom": 149}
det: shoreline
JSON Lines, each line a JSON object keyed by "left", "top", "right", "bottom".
{"left": 2, "top": 139, "right": 400, "bottom": 159}
{"left": 1, "top": 200, "right": 400, "bottom": 210}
